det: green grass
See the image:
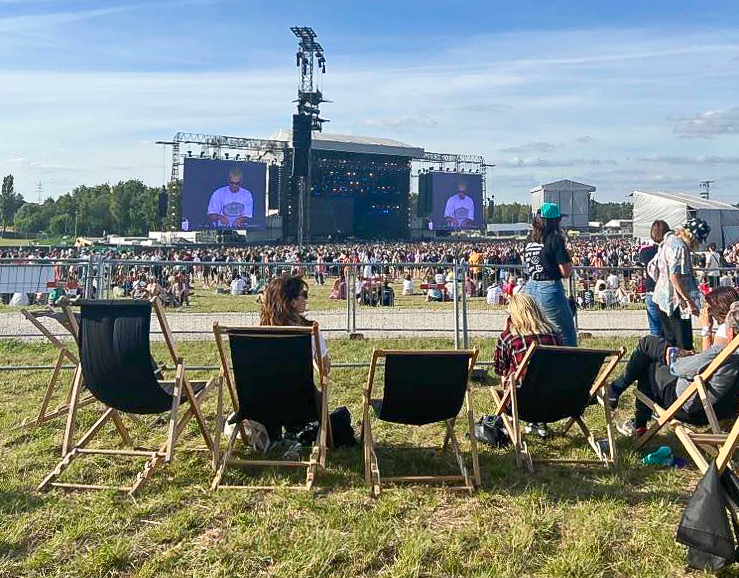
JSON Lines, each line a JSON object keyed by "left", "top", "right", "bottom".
{"left": 0, "top": 336, "right": 717, "bottom": 577}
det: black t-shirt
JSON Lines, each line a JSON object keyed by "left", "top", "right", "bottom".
{"left": 638, "top": 245, "right": 658, "bottom": 292}
{"left": 524, "top": 235, "right": 570, "bottom": 281}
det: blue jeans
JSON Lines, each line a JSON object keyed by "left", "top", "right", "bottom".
{"left": 643, "top": 293, "right": 663, "bottom": 338}
{"left": 523, "top": 279, "right": 577, "bottom": 346}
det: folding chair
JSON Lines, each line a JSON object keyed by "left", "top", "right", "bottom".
{"left": 38, "top": 299, "right": 216, "bottom": 496}
{"left": 210, "top": 322, "right": 331, "bottom": 491}
{"left": 636, "top": 331, "right": 739, "bottom": 449}
{"left": 491, "top": 344, "right": 626, "bottom": 472}
{"left": 14, "top": 305, "right": 98, "bottom": 431}
{"left": 362, "top": 349, "right": 479, "bottom": 497}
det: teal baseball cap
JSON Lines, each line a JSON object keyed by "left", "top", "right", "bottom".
{"left": 537, "top": 202, "right": 566, "bottom": 219}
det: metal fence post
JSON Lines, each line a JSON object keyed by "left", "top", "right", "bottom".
{"left": 453, "top": 262, "right": 460, "bottom": 350}
{"left": 84, "top": 254, "right": 94, "bottom": 299}
{"left": 570, "top": 270, "right": 579, "bottom": 335}
{"left": 351, "top": 265, "right": 357, "bottom": 335}
{"left": 346, "top": 264, "right": 352, "bottom": 336}
{"left": 460, "top": 262, "right": 469, "bottom": 349}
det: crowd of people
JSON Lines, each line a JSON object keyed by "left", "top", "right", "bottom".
{"left": 4, "top": 204, "right": 739, "bottom": 449}
{"left": 4, "top": 233, "right": 739, "bottom": 310}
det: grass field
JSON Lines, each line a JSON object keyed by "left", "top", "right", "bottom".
{"left": 0, "top": 336, "right": 718, "bottom": 577}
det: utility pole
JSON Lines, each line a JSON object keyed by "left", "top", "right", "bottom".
{"left": 699, "top": 180, "right": 714, "bottom": 200}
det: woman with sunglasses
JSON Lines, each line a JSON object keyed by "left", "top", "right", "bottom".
{"left": 260, "top": 275, "right": 331, "bottom": 375}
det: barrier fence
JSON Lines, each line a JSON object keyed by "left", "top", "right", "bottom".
{"left": 1, "top": 257, "right": 737, "bottom": 372}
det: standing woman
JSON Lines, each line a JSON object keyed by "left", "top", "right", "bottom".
{"left": 522, "top": 203, "right": 577, "bottom": 346}
{"left": 651, "top": 218, "right": 709, "bottom": 350}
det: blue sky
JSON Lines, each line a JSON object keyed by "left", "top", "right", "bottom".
{"left": 1, "top": 0, "right": 738, "bottom": 204}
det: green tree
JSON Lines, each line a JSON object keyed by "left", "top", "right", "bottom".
{"left": 1, "top": 174, "right": 25, "bottom": 236}
{"left": 13, "top": 203, "right": 45, "bottom": 233}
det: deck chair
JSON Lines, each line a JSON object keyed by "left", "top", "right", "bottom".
{"left": 636, "top": 331, "right": 739, "bottom": 449}
{"left": 362, "top": 349, "right": 480, "bottom": 497}
{"left": 210, "top": 322, "right": 331, "bottom": 491}
{"left": 38, "top": 299, "right": 215, "bottom": 496}
{"left": 491, "top": 344, "right": 626, "bottom": 472}
{"left": 14, "top": 304, "right": 98, "bottom": 431}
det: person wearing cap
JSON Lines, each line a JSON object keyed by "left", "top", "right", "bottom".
{"left": 522, "top": 202, "right": 576, "bottom": 346}
{"left": 651, "top": 218, "right": 708, "bottom": 350}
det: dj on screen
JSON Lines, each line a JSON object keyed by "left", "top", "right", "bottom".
{"left": 443, "top": 182, "right": 474, "bottom": 229}
{"left": 207, "top": 167, "right": 253, "bottom": 228}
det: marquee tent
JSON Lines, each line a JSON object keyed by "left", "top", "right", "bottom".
{"left": 632, "top": 190, "right": 739, "bottom": 249}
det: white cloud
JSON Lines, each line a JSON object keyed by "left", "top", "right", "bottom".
{"left": 360, "top": 115, "right": 438, "bottom": 130}
{"left": 673, "top": 107, "right": 739, "bottom": 138}
{"left": 499, "top": 142, "right": 559, "bottom": 154}
{"left": 501, "top": 157, "right": 618, "bottom": 168}
{"left": 636, "top": 155, "right": 739, "bottom": 164}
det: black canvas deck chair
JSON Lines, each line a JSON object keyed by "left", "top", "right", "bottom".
{"left": 38, "top": 299, "right": 215, "bottom": 496}
{"left": 362, "top": 349, "right": 480, "bottom": 497}
{"left": 211, "top": 322, "right": 331, "bottom": 491}
{"left": 491, "top": 343, "right": 625, "bottom": 472}
{"left": 636, "top": 331, "right": 739, "bottom": 450}
{"left": 14, "top": 303, "right": 98, "bottom": 431}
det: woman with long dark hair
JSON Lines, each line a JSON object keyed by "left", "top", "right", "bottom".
{"left": 522, "top": 203, "right": 577, "bottom": 346}
{"left": 260, "top": 275, "right": 331, "bottom": 374}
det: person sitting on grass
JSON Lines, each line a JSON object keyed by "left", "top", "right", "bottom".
{"left": 607, "top": 301, "right": 739, "bottom": 437}
{"left": 493, "top": 293, "right": 563, "bottom": 439}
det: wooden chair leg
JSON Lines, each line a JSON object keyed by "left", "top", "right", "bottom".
{"left": 466, "top": 388, "right": 481, "bottom": 487}
{"left": 61, "top": 366, "right": 84, "bottom": 456}
{"left": 165, "top": 366, "right": 183, "bottom": 463}
{"left": 211, "top": 424, "right": 239, "bottom": 491}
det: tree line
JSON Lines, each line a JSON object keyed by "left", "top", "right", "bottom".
{"left": 3, "top": 171, "right": 634, "bottom": 237}
{"left": 2, "top": 174, "right": 181, "bottom": 237}
{"left": 487, "top": 199, "right": 632, "bottom": 224}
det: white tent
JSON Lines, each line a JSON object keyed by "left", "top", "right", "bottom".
{"left": 530, "top": 180, "right": 594, "bottom": 228}
{"left": 632, "top": 190, "right": 739, "bottom": 249}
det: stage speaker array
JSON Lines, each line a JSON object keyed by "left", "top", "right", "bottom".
{"left": 292, "top": 114, "right": 312, "bottom": 177}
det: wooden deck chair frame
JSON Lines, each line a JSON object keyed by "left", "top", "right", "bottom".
{"left": 491, "top": 343, "right": 625, "bottom": 472}
{"left": 362, "top": 348, "right": 480, "bottom": 498}
{"left": 14, "top": 303, "right": 98, "bottom": 432}
{"left": 210, "top": 322, "right": 331, "bottom": 491}
{"left": 635, "top": 331, "right": 739, "bottom": 450}
{"left": 38, "top": 298, "right": 216, "bottom": 496}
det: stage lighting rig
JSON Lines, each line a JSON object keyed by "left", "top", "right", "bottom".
{"left": 291, "top": 26, "right": 330, "bottom": 132}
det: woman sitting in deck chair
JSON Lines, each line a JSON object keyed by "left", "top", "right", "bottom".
{"left": 493, "top": 294, "right": 563, "bottom": 439}
{"left": 607, "top": 301, "right": 739, "bottom": 437}
{"left": 227, "top": 275, "right": 331, "bottom": 441}
{"left": 261, "top": 275, "right": 331, "bottom": 378}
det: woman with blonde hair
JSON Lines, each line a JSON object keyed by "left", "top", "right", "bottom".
{"left": 493, "top": 293, "right": 563, "bottom": 438}
{"left": 651, "top": 217, "right": 709, "bottom": 349}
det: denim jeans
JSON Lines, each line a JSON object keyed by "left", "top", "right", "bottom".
{"left": 644, "top": 293, "right": 663, "bottom": 338}
{"left": 523, "top": 279, "right": 577, "bottom": 346}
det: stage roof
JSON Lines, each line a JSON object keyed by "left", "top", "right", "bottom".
{"left": 270, "top": 129, "right": 424, "bottom": 158}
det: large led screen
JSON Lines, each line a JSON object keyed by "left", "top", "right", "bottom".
{"left": 429, "top": 172, "right": 483, "bottom": 231}
{"left": 181, "top": 158, "right": 266, "bottom": 231}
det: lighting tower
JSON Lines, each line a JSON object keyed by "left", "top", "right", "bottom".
{"left": 291, "top": 26, "right": 329, "bottom": 131}
{"left": 290, "top": 26, "right": 329, "bottom": 245}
